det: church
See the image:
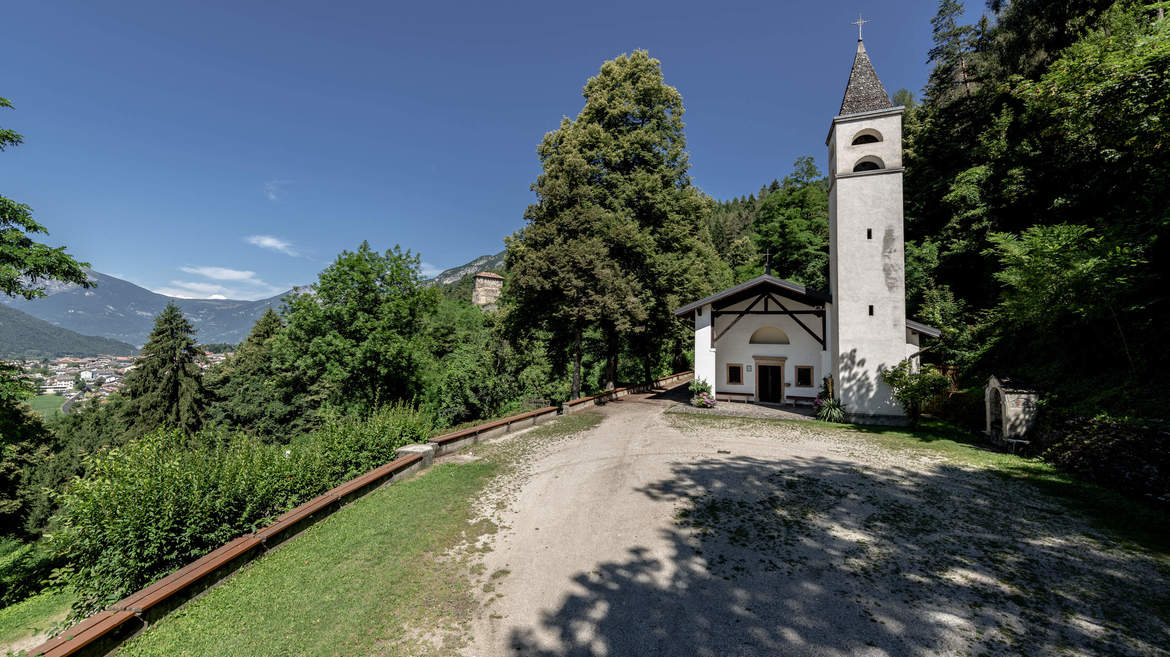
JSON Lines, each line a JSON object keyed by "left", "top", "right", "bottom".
{"left": 674, "top": 36, "right": 938, "bottom": 423}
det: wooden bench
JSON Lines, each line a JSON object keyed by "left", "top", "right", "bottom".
{"left": 785, "top": 395, "right": 816, "bottom": 407}
{"left": 715, "top": 391, "right": 753, "bottom": 403}
{"left": 1002, "top": 438, "right": 1030, "bottom": 454}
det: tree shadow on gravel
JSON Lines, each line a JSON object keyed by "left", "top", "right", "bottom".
{"left": 506, "top": 455, "right": 1170, "bottom": 657}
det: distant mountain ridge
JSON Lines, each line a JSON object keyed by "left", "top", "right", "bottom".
{"left": 2, "top": 251, "right": 507, "bottom": 348}
{"left": 427, "top": 251, "right": 505, "bottom": 286}
{"left": 1, "top": 271, "right": 292, "bottom": 347}
{"left": 0, "top": 305, "right": 137, "bottom": 359}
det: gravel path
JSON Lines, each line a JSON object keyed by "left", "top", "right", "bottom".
{"left": 463, "top": 386, "right": 1170, "bottom": 657}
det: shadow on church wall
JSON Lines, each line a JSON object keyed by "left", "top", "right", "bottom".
{"left": 835, "top": 347, "right": 885, "bottom": 412}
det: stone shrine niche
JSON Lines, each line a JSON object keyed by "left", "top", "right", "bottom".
{"left": 985, "top": 375, "right": 1039, "bottom": 441}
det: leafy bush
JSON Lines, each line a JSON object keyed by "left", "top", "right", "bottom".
{"left": 1031, "top": 413, "right": 1170, "bottom": 503}
{"left": 878, "top": 360, "right": 950, "bottom": 425}
{"left": 52, "top": 404, "right": 433, "bottom": 617}
{"left": 688, "top": 378, "right": 712, "bottom": 396}
{"left": 422, "top": 343, "right": 515, "bottom": 427}
{"left": 0, "top": 537, "right": 58, "bottom": 607}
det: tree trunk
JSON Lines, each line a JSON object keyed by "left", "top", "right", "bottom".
{"left": 572, "top": 323, "right": 582, "bottom": 400}
{"left": 1109, "top": 306, "right": 1135, "bottom": 375}
{"left": 603, "top": 321, "right": 618, "bottom": 391}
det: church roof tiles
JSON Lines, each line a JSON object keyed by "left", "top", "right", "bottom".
{"left": 839, "top": 41, "right": 893, "bottom": 116}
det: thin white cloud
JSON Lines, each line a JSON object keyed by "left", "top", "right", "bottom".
{"left": 153, "top": 279, "right": 285, "bottom": 301}
{"left": 155, "top": 265, "right": 286, "bottom": 301}
{"left": 180, "top": 266, "right": 260, "bottom": 282}
{"left": 155, "top": 281, "right": 228, "bottom": 298}
{"left": 245, "top": 234, "right": 301, "bottom": 257}
{"left": 263, "top": 179, "right": 291, "bottom": 201}
{"left": 419, "top": 262, "right": 443, "bottom": 278}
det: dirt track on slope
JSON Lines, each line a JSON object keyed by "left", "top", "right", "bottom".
{"left": 463, "top": 386, "right": 1170, "bottom": 657}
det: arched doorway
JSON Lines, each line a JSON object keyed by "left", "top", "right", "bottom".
{"left": 988, "top": 387, "right": 1004, "bottom": 438}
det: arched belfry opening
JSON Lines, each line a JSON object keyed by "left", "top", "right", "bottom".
{"left": 852, "top": 156, "right": 884, "bottom": 172}
{"left": 851, "top": 129, "right": 882, "bottom": 145}
{"left": 749, "top": 326, "right": 790, "bottom": 344}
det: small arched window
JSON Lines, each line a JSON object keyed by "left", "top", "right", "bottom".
{"left": 749, "top": 326, "right": 790, "bottom": 344}
{"left": 851, "top": 129, "right": 882, "bottom": 145}
{"left": 852, "top": 156, "right": 884, "bottom": 172}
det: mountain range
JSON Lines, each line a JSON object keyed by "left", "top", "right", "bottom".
{"left": 0, "top": 252, "right": 507, "bottom": 352}
{"left": 428, "top": 251, "right": 506, "bottom": 286}
{"left": 1, "top": 271, "right": 290, "bottom": 347}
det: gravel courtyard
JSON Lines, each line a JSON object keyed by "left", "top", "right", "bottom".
{"left": 463, "top": 386, "right": 1170, "bottom": 657}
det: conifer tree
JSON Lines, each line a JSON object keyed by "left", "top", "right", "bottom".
{"left": 121, "top": 302, "right": 207, "bottom": 436}
{"left": 204, "top": 308, "right": 289, "bottom": 438}
{"left": 507, "top": 50, "right": 728, "bottom": 395}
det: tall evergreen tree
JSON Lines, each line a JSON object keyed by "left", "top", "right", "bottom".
{"left": 925, "top": 0, "right": 978, "bottom": 103}
{"left": 750, "top": 157, "right": 830, "bottom": 289}
{"left": 506, "top": 50, "right": 728, "bottom": 396}
{"left": 204, "top": 308, "right": 290, "bottom": 439}
{"left": 121, "top": 302, "right": 207, "bottom": 436}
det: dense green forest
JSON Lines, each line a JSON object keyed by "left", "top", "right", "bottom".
{"left": 898, "top": 0, "right": 1170, "bottom": 419}
{"left": 0, "top": 305, "right": 137, "bottom": 359}
{"left": 1, "top": 0, "right": 1168, "bottom": 629}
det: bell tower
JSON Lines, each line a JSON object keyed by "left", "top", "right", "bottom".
{"left": 827, "top": 33, "right": 908, "bottom": 421}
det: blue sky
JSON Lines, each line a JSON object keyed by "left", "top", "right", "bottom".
{"left": 3, "top": 0, "right": 983, "bottom": 300}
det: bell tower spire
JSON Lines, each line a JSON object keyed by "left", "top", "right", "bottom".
{"left": 826, "top": 35, "right": 908, "bottom": 422}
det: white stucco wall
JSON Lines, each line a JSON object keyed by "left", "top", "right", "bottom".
{"left": 709, "top": 296, "right": 829, "bottom": 401}
{"left": 829, "top": 108, "right": 907, "bottom": 419}
{"left": 832, "top": 112, "right": 904, "bottom": 176}
{"left": 693, "top": 305, "right": 717, "bottom": 392}
{"left": 905, "top": 329, "right": 921, "bottom": 369}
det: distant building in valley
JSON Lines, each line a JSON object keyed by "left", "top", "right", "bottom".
{"left": 472, "top": 272, "right": 504, "bottom": 308}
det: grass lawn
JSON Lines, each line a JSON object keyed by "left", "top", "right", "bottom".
{"left": 116, "top": 412, "right": 602, "bottom": 657}
{"left": 26, "top": 395, "right": 65, "bottom": 419}
{"left": 0, "top": 589, "right": 74, "bottom": 650}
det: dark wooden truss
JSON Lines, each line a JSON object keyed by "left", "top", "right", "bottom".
{"left": 711, "top": 292, "right": 826, "bottom": 350}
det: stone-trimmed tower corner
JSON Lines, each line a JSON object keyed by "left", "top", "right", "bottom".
{"left": 472, "top": 271, "right": 504, "bottom": 308}
{"left": 827, "top": 38, "right": 908, "bottom": 422}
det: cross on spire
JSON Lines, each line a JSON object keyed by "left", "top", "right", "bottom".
{"left": 852, "top": 13, "right": 870, "bottom": 41}
{"left": 764, "top": 248, "right": 772, "bottom": 276}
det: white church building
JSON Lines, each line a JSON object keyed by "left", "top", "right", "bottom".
{"left": 674, "top": 37, "right": 939, "bottom": 423}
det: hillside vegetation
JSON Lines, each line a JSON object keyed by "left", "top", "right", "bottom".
{"left": 0, "top": 305, "right": 136, "bottom": 358}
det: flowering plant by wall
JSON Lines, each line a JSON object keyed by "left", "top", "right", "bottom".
{"left": 691, "top": 391, "right": 717, "bottom": 408}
